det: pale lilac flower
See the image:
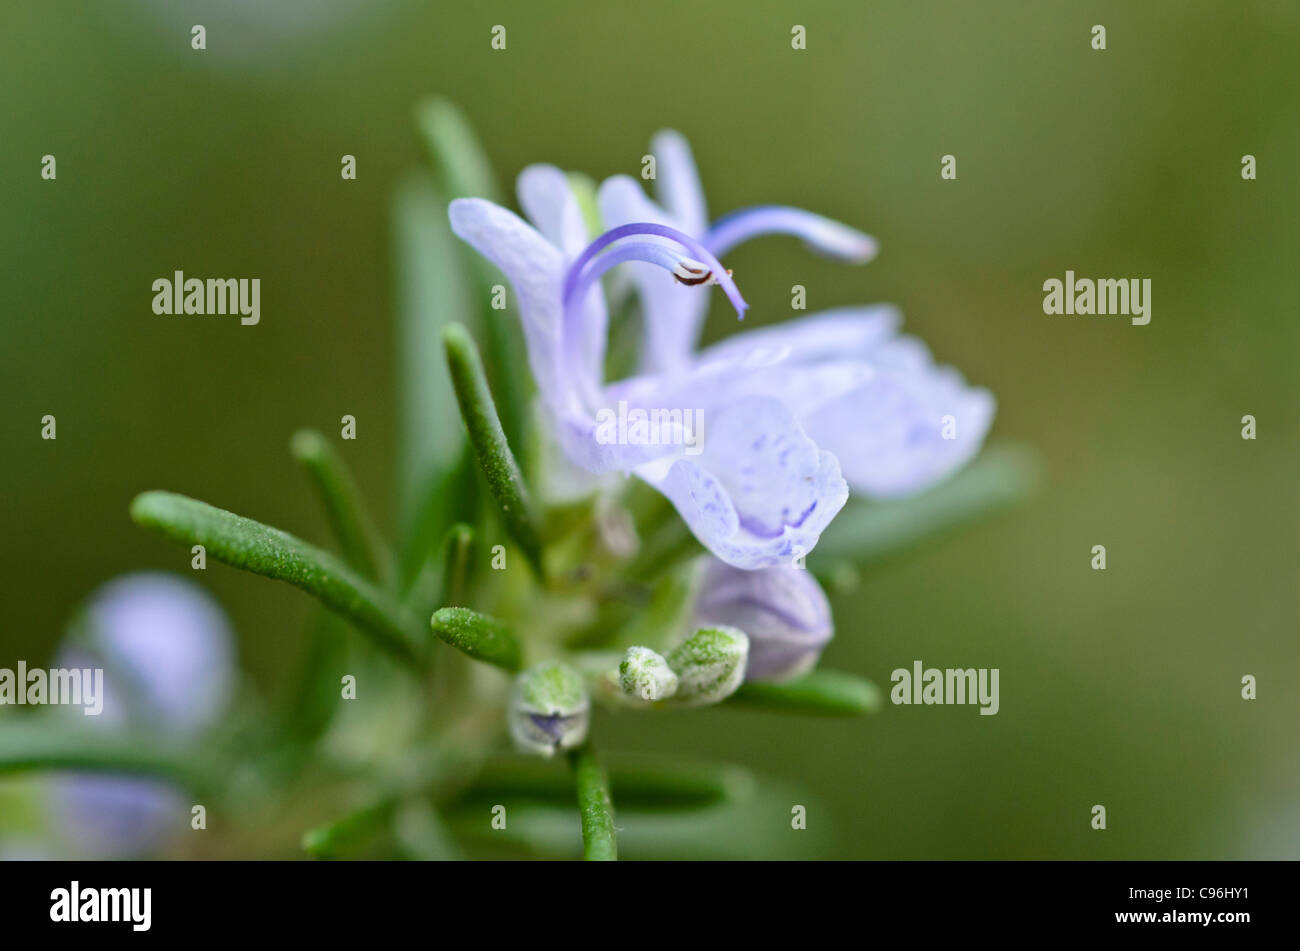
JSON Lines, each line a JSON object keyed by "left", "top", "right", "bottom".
{"left": 693, "top": 559, "right": 833, "bottom": 682}
{"left": 600, "top": 131, "right": 996, "bottom": 501}
{"left": 448, "top": 132, "right": 994, "bottom": 569}
{"left": 51, "top": 573, "right": 236, "bottom": 857}
{"left": 450, "top": 177, "right": 843, "bottom": 570}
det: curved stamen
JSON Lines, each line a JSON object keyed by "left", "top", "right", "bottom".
{"left": 563, "top": 222, "right": 747, "bottom": 318}
{"left": 703, "top": 205, "right": 878, "bottom": 263}
{"left": 567, "top": 242, "right": 731, "bottom": 313}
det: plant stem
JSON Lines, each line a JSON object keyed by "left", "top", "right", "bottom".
{"left": 569, "top": 744, "right": 617, "bottom": 861}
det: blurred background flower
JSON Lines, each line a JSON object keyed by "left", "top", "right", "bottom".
{"left": 48, "top": 574, "right": 236, "bottom": 858}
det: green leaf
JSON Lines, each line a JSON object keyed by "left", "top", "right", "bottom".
{"left": 442, "top": 323, "right": 543, "bottom": 575}
{"left": 451, "top": 755, "right": 753, "bottom": 811}
{"left": 815, "top": 443, "right": 1041, "bottom": 565}
{"left": 281, "top": 611, "right": 350, "bottom": 747}
{"left": 131, "top": 491, "right": 429, "bottom": 668}
{"left": 392, "top": 172, "right": 471, "bottom": 542}
{"left": 442, "top": 779, "right": 823, "bottom": 860}
{"left": 569, "top": 744, "right": 617, "bottom": 861}
{"left": 729, "top": 669, "right": 883, "bottom": 716}
{"left": 290, "top": 428, "right": 388, "bottom": 585}
{"left": 414, "top": 98, "right": 503, "bottom": 204}
{"left": 430, "top": 606, "right": 521, "bottom": 672}
{"left": 415, "top": 98, "right": 528, "bottom": 459}
{"left": 302, "top": 798, "right": 397, "bottom": 859}
{"left": 0, "top": 717, "right": 204, "bottom": 787}
{"left": 393, "top": 799, "right": 464, "bottom": 861}
{"left": 439, "top": 523, "right": 475, "bottom": 607}
{"left": 397, "top": 455, "right": 476, "bottom": 609}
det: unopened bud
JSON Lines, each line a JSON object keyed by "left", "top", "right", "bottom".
{"left": 509, "top": 661, "right": 590, "bottom": 757}
{"left": 666, "top": 626, "right": 749, "bottom": 707}
{"left": 694, "top": 560, "right": 832, "bottom": 682}
{"left": 619, "top": 646, "right": 678, "bottom": 703}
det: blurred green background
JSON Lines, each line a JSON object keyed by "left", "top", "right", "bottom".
{"left": 2, "top": 0, "right": 1297, "bottom": 858}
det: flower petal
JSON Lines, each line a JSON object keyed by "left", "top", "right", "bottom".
{"left": 686, "top": 308, "right": 998, "bottom": 499}
{"left": 802, "top": 344, "right": 997, "bottom": 498}
{"left": 604, "top": 307, "right": 901, "bottom": 425}
{"left": 638, "top": 397, "right": 848, "bottom": 569}
{"left": 650, "top": 129, "right": 709, "bottom": 237}
{"left": 448, "top": 197, "right": 593, "bottom": 414}
{"left": 695, "top": 305, "right": 901, "bottom": 369}
{"left": 516, "top": 164, "right": 590, "bottom": 258}
{"left": 516, "top": 165, "right": 608, "bottom": 396}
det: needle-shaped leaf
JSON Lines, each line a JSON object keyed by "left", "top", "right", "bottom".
{"left": 131, "top": 491, "right": 428, "bottom": 668}
{"left": 290, "top": 428, "right": 388, "bottom": 584}
{"left": 414, "top": 97, "right": 504, "bottom": 204}
{"left": 450, "top": 755, "right": 753, "bottom": 811}
{"left": 815, "top": 443, "right": 1042, "bottom": 565}
{"left": 439, "top": 523, "right": 475, "bottom": 607}
{"left": 392, "top": 172, "right": 471, "bottom": 557}
{"left": 282, "top": 611, "right": 350, "bottom": 746}
{"left": 430, "top": 606, "right": 521, "bottom": 672}
{"left": 569, "top": 744, "right": 617, "bottom": 861}
{"left": 398, "top": 455, "right": 477, "bottom": 611}
{"left": 0, "top": 717, "right": 206, "bottom": 788}
{"left": 416, "top": 98, "right": 529, "bottom": 460}
{"left": 442, "top": 777, "right": 822, "bottom": 860}
{"left": 728, "top": 669, "right": 883, "bottom": 717}
{"left": 442, "top": 323, "right": 543, "bottom": 575}
{"left": 393, "top": 799, "right": 464, "bottom": 861}
{"left": 302, "top": 798, "right": 397, "bottom": 859}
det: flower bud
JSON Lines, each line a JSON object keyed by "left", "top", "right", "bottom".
{"left": 619, "top": 646, "right": 678, "bottom": 703}
{"left": 509, "top": 661, "right": 590, "bottom": 757}
{"left": 666, "top": 626, "right": 749, "bottom": 707}
{"left": 693, "top": 560, "right": 832, "bottom": 682}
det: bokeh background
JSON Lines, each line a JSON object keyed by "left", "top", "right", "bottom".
{"left": 2, "top": 0, "right": 1297, "bottom": 858}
